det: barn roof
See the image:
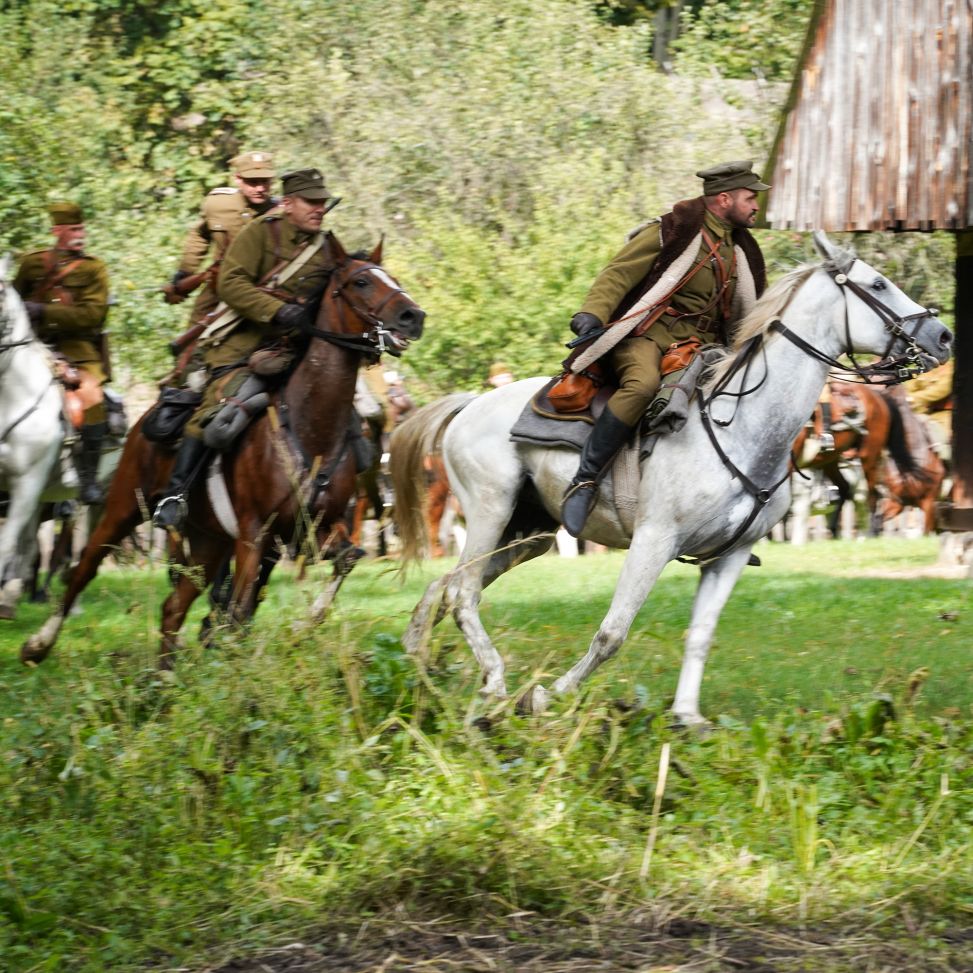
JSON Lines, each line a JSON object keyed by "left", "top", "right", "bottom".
{"left": 763, "top": 0, "right": 973, "bottom": 231}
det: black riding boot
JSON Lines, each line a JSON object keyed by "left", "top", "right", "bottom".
{"left": 78, "top": 421, "right": 108, "bottom": 505}
{"left": 153, "top": 435, "right": 210, "bottom": 531}
{"left": 561, "top": 409, "right": 634, "bottom": 537}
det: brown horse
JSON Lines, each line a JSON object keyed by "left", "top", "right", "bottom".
{"left": 792, "top": 381, "right": 940, "bottom": 536}
{"left": 22, "top": 233, "right": 425, "bottom": 666}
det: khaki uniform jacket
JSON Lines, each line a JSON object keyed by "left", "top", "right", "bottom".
{"left": 13, "top": 249, "right": 109, "bottom": 367}
{"left": 580, "top": 209, "right": 739, "bottom": 346}
{"left": 204, "top": 210, "right": 334, "bottom": 368}
{"left": 179, "top": 187, "right": 276, "bottom": 324}
{"left": 904, "top": 358, "right": 953, "bottom": 428}
{"left": 178, "top": 187, "right": 276, "bottom": 274}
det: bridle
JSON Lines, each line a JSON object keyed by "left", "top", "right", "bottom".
{"left": 0, "top": 281, "right": 35, "bottom": 364}
{"left": 683, "top": 259, "right": 943, "bottom": 565}
{"left": 304, "top": 260, "right": 411, "bottom": 357}
{"left": 771, "top": 262, "right": 939, "bottom": 386}
{"left": 0, "top": 279, "right": 59, "bottom": 445}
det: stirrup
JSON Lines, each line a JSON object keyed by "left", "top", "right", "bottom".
{"left": 153, "top": 494, "right": 188, "bottom": 530}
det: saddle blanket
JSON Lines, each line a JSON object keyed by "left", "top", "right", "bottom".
{"left": 508, "top": 354, "right": 709, "bottom": 533}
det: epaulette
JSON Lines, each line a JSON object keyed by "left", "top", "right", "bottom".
{"left": 626, "top": 217, "right": 661, "bottom": 242}
{"left": 207, "top": 186, "right": 239, "bottom": 196}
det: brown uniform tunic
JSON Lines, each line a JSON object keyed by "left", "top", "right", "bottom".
{"left": 13, "top": 248, "right": 110, "bottom": 383}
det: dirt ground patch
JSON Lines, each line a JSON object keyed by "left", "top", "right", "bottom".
{"left": 199, "top": 912, "right": 973, "bottom": 973}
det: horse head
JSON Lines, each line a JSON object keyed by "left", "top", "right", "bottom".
{"left": 317, "top": 231, "right": 425, "bottom": 357}
{"left": 812, "top": 230, "right": 952, "bottom": 373}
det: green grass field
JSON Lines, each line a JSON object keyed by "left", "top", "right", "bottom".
{"left": 1, "top": 537, "right": 970, "bottom": 971}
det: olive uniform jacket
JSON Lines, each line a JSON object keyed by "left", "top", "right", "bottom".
{"left": 204, "top": 209, "right": 335, "bottom": 369}
{"left": 179, "top": 187, "right": 277, "bottom": 323}
{"left": 579, "top": 199, "right": 766, "bottom": 350}
{"left": 13, "top": 249, "right": 109, "bottom": 379}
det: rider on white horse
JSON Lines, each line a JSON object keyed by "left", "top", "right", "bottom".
{"left": 561, "top": 161, "right": 770, "bottom": 537}
{"left": 13, "top": 201, "right": 111, "bottom": 504}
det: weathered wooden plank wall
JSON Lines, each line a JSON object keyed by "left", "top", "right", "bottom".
{"left": 766, "top": 0, "right": 973, "bottom": 231}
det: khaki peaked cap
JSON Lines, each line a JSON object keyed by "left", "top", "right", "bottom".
{"left": 696, "top": 160, "right": 770, "bottom": 195}
{"left": 48, "top": 201, "right": 84, "bottom": 225}
{"left": 231, "top": 151, "right": 275, "bottom": 177}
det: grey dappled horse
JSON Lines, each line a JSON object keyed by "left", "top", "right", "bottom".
{"left": 0, "top": 257, "right": 65, "bottom": 619}
{"left": 390, "top": 233, "right": 952, "bottom": 726}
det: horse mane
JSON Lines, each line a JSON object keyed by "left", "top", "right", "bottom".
{"left": 702, "top": 247, "right": 856, "bottom": 392}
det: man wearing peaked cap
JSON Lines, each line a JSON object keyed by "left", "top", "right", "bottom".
{"left": 559, "top": 160, "right": 772, "bottom": 537}
{"left": 13, "top": 201, "right": 112, "bottom": 503}
{"left": 162, "top": 149, "right": 280, "bottom": 324}
{"left": 154, "top": 164, "right": 341, "bottom": 530}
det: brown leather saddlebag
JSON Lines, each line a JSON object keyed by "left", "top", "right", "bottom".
{"left": 549, "top": 361, "right": 607, "bottom": 413}
{"left": 660, "top": 336, "right": 703, "bottom": 376}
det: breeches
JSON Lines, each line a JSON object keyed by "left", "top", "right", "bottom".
{"left": 74, "top": 365, "right": 106, "bottom": 424}
{"left": 184, "top": 368, "right": 251, "bottom": 439}
{"left": 606, "top": 337, "right": 664, "bottom": 427}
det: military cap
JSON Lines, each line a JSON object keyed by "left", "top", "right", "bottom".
{"left": 230, "top": 151, "right": 275, "bottom": 178}
{"left": 280, "top": 167, "right": 330, "bottom": 201}
{"left": 696, "top": 160, "right": 771, "bottom": 195}
{"left": 48, "top": 201, "right": 84, "bottom": 225}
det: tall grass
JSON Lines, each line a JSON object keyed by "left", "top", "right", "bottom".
{"left": 0, "top": 539, "right": 970, "bottom": 971}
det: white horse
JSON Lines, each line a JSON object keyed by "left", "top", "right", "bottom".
{"left": 0, "top": 256, "right": 67, "bottom": 619}
{"left": 390, "top": 233, "right": 953, "bottom": 726}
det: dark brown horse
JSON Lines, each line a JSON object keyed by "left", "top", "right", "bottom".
{"left": 792, "top": 381, "right": 940, "bottom": 536}
{"left": 22, "top": 233, "right": 425, "bottom": 666}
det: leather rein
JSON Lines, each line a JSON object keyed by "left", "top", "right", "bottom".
{"left": 682, "top": 264, "right": 940, "bottom": 565}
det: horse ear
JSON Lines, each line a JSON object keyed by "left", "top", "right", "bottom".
{"left": 325, "top": 230, "right": 347, "bottom": 264}
{"left": 812, "top": 230, "right": 839, "bottom": 261}
{"left": 369, "top": 234, "right": 384, "bottom": 265}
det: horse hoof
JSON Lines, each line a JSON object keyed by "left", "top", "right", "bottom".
{"left": 667, "top": 713, "right": 714, "bottom": 736}
{"left": 515, "top": 684, "right": 551, "bottom": 716}
{"left": 20, "top": 638, "right": 50, "bottom": 665}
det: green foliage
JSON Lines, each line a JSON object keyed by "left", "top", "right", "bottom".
{"left": 674, "top": 0, "right": 817, "bottom": 80}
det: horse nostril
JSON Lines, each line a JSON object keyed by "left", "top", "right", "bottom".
{"left": 941, "top": 331, "right": 953, "bottom": 347}
{"left": 399, "top": 308, "right": 426, "bottom": 331}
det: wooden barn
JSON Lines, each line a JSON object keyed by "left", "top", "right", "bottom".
{"left": 761, "top": 0, "right": 973, "bottom": 531}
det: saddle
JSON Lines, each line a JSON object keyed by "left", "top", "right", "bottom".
{"left": 510, "top": 345, "right": 710, "bottom": 454}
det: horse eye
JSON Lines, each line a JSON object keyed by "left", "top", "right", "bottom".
{"left": 872, "top": 279, "right": 887, "bottom": 291}
{"left": 353, "top": 277, "right": 370, "bottom": 288}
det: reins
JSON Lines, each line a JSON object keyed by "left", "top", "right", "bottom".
{"left": 681, "top": 260, "right": 940, "bottom": 565}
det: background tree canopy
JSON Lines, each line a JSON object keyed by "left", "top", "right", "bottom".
{"left": 0, "top": 0, "right": 954, "bottom": 399}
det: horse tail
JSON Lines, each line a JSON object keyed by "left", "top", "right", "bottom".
{"left": 389, "top": 392, "right": 477, "bottom": 565}
{"left": 884, "top": 391, "right": 924, "bottom": 478}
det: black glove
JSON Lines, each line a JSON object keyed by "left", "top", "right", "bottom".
{"left": 569, "top": 311, "right": 602, "bottom": 337}
{"left": 272, "top": 302, "right": 310, "bottom": 333}
{"left": 23, "top": 301, "right": 44, "bottom": 328}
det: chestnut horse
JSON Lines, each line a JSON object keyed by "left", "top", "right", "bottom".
{"left": 792, "top": 381, "right": 939, "bottom": 536}
{"left": 22, "top": 233, "right": 425, "bottom": 666}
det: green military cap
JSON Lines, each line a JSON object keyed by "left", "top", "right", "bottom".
{"left": 231, "top": 151, "right": 275, "bottom": 178}
{"left": 696, "top": 160, "right": 771, "bottom": 195}
{"left": 48, "top": 201, "right": 84, "bottom": 225}
{"left": 280, "top": 167, "right": 330, "bottom": 201}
